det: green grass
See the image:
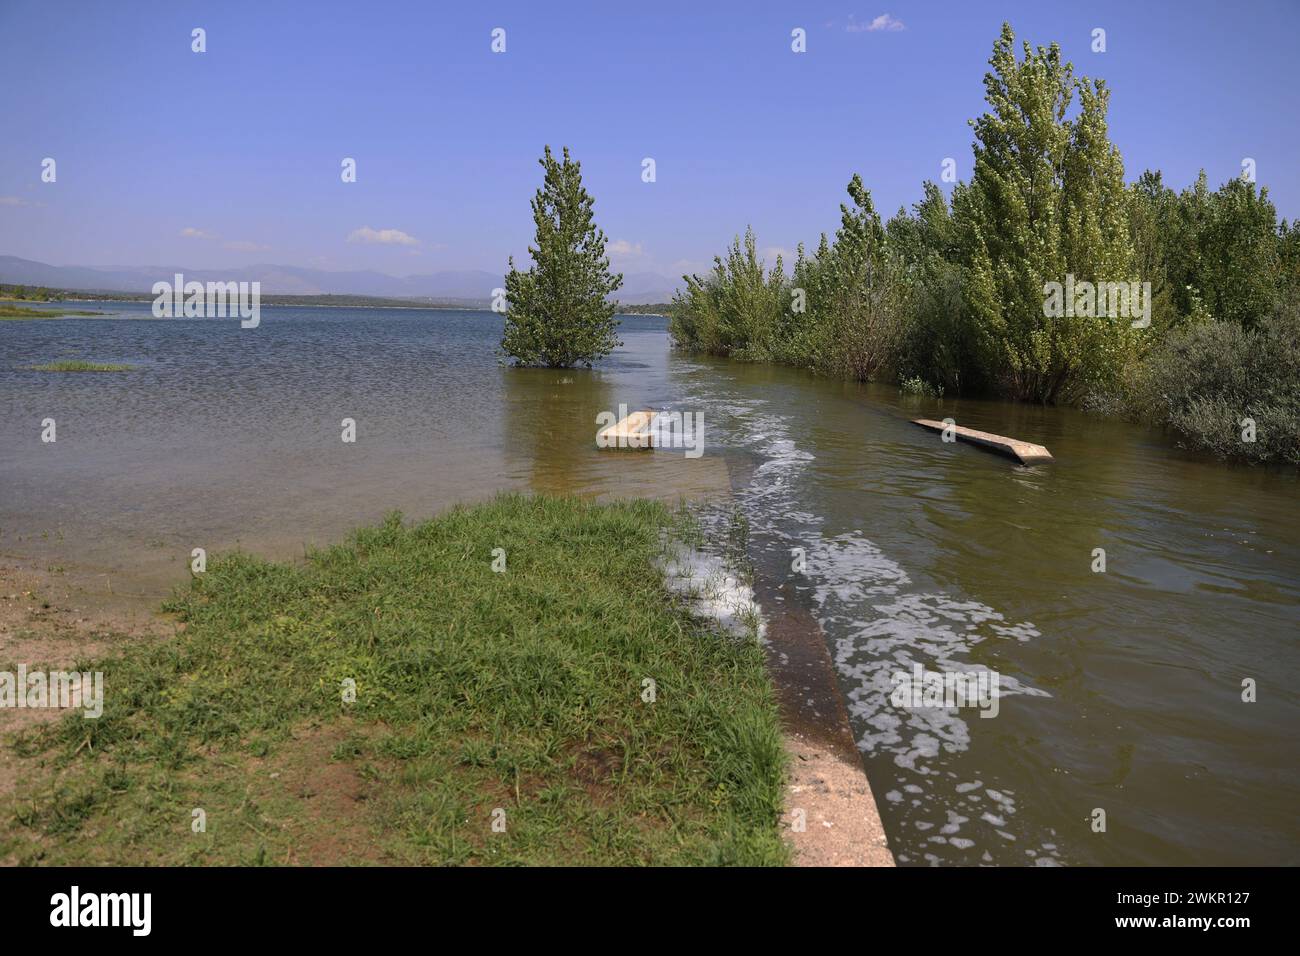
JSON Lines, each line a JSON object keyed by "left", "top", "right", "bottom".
{"left": 0, "top": 305, "right": 101, "bottom": 320}
{"left": 0, "top": 305, "right": 60, "bottom": 320}
{"left": 27, "top": 360, "right": 132, "bottom": 372}
{"left": 2, "top": 494, "right": 789, "bottom": 866}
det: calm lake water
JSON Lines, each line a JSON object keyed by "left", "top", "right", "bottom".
{"left": 3, "top": 301, "right": 1297, "bottom": 866}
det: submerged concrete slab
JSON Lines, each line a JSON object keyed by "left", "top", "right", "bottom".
{"left": 912, "top": 418, "right": 1053, "bottom": 465}
{"left": 597, "top": 409, "right": 656, "bottom": 449}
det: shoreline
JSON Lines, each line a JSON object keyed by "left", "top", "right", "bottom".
{"left": 1, "top": 496, "right": 896, "bottom": 867}
{"left": 1, "top": 496, "right": 812, "bottom": 866}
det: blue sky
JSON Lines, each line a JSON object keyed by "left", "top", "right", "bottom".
{"left": 1, "top": 0, "right": 1297, "bottom": 280}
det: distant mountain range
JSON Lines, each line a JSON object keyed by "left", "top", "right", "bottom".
{"left": 0, "top": 256, "right": 680, "bottom": 305}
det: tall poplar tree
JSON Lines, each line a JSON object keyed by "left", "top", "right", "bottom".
{"left": 958, "top": 23, "right": 1138, "bottom": 404}
{"left": 818, "top": 174, "right": 901, "bottom": 381}
{"left": 501, "top": 146, "right": 623, "bottom": 367}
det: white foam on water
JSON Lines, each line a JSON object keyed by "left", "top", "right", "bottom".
{"left": 677, "top": 380, "right": 1065, "bottom": 865}
{"left": 660, "top": 543, "right": 765, "bottom": 641}
{"left": 803, "top": 529, "right": 1061, "bottom": 862}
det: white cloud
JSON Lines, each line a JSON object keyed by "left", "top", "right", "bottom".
{"left": 607, "top": 239, "right": 645, "bottom": 259}
{"left": 0, "top": 196, "right": 37, "bottom": 207}
{"left": 179, "top": 228, "right": 268, "bottom": 252}
{"left": 668, "top": 257, "right": 709, "bottom": 277}
{"left": 348, "top": 226, "right": 420, "bottom": 246}
{"left": 847, "top": 13, "right": 905, "bottom": 33}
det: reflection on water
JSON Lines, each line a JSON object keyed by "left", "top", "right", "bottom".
{"left": 2, "top": 302, "right": 1297, "bottom": 866}
{"left": 498, "top": 360, "right": 727, "bottom": 500}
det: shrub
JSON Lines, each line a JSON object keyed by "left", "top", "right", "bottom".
{"left": 1126, "top": 303, "right": 1300, "bottom": 463}
{"left": 670, "top": 228, "right": 788, "bottom": 361}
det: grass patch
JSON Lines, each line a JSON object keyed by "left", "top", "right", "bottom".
{"left": 0, "top": 305, "right": 60, "bottom": 320}
{"left": 0, "top": 305, "right": 101, "bottom": 320}
{"left": 2, "top": 494, "right": 789, "bottom": 866}
{"left": 28, "top": 360, "right": 132, "bottom": 372}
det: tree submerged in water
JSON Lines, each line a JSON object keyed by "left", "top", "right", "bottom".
{"left": 500, "top": 146, "right": 623, "bottom": 367}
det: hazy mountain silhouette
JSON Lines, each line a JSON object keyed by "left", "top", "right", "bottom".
{"left": 0, "top": 256, "right": 680, "bottom": 304}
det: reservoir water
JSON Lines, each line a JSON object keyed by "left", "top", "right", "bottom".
{"left": 3, "top": 302, "right": 1296, "bottom": 865}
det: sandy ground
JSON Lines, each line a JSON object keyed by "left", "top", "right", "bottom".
{"left": 0, "top": 560, "right": 175, "bottom": 800}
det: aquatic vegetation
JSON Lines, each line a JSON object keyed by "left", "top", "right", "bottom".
{"left": 29, "top": 360, "right": 132, "bottom": 372}
{"left": 899, "top": 376, "right": 943, "bottom": 398}
{"left": 1, "top": 305, "right": 62, "bottom": 320}
{"left": 0, "top": 304, "right": 101, "bottom": 320}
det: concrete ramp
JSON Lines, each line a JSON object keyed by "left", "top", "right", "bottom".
{"left": 913, "top": 419, "right": 1053, "bottom": 465}
{"left": 597, "top": 409, "right": 656, "bottom": 449}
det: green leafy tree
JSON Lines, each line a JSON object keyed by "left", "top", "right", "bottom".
{"left": 667, "top": 21, "right": 1299, "bottom": 439}
{"left": 771, "top": 232, "right": 833, "bottom": 368}
{"left": 888, "top": 181, "right": 967, "bottom": 393}
{"left": 774, "top": 239, "right": 825, "bottom": 365}
{"left": 815, "top": 175, "right": 902, "bottom": 381}
{"left": 957, "top": 23, "right": 1138, "bottom": 404}
{"left": 1279, "top": 218, "right": 1300, "bottom": 309}
{"left": 1126, "top": 170, "right": 1181, "bottom": 338}
{"left": 1183, "top": 173, "right": 1280, "bottom": 328}
{"left": 670, "top": 227, "right": 786, "bottom": 359}
{"left": 1138, "top": 171, "right": 1284, "bottom": 328}
{"left": 501, "top": 146, "right": 623, "bottom": 367}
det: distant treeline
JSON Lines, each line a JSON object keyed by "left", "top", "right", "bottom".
{"left": 615, "top": 303, "right": 673, "bottom": 315}
{"left": 669, "top": 24, "right": 1299, "bottom": 464}
{"left": 0, "top": 284, "right": 492, "bottom": 311}
{"left": 0, "top": 284, "right": 59, "bottom": 301}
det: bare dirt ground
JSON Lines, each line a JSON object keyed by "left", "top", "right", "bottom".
{"left": 0, "top": 560, "right": 175, "bottom": 800}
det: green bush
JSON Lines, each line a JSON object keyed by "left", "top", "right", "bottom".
{"left": 1125, "top": 304, "right": 1300, "bottom": 463}
{"left": 670, "top": 228, "right": 788, "bottom": 361}
{"left": 671, "top": 179, "right": 904, "bottom": 384}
